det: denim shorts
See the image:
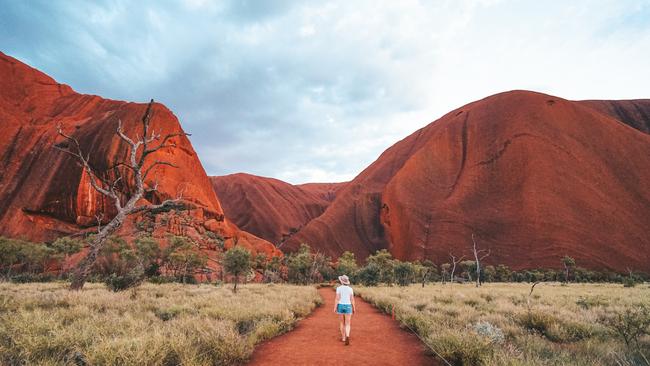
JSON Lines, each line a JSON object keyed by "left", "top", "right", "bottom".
{"left": 337, "top": 303, "right": 352, "bottom": 314}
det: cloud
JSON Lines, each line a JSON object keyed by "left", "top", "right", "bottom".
{"left": 1, "top": 0, "right": 649, "bottom": 183}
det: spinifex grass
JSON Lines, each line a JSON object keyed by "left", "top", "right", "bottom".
{"left": 356, "top": 283, "right": 650, "bottom": 366}
{"left": 0, "top": 282, "right": 321, "bottom": 365}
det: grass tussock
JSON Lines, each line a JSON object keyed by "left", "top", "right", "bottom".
{"left": 356, "top": 283, "right": 650, "bottom": 365}
{"left": 0, "top": 282, "right": 321, "bottom": 365}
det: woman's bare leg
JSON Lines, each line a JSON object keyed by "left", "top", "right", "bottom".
{"left": 339, "top": 315, "right": 345, "bottom": 340}
{"left": 344, "top": 313, "right": 352, "bottom": 338}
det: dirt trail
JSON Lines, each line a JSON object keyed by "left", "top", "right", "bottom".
{"left": 248, "top": 287, "right": 437, "bottom": 365}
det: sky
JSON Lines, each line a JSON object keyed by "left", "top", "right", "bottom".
{"left": 1, "top": 0, "right": 649, "bottom": 184}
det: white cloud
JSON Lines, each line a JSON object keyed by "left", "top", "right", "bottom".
{"left": 1, "top": 0, "right": 649, "bottom": 184}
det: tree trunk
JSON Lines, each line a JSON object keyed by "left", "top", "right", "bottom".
{"left": 564, "top": 265, "right": 569, "bottom": 283}
{"left": 69, "top": 213, "right": 124, "bottom": 290}
{"left": 233, "top": 275, "right": 239, "bottom": 293}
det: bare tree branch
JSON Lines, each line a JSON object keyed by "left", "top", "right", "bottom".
{"left": 54, "top": 99, "right": 188, "bottom": 290}
{"left": 143, "top": 160, "right": 178, "bottom": 181}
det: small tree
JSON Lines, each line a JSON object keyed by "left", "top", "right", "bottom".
{"left": 394, "top": 261, "right": 415, "bottom": 286}
{"left": 357, "top": 263, "right": 381, "bottom": 286}
{"left": 336, "top": 251, "right": 358, "bottom": 277}
{"left": 495, "top": 264, "right": 512, "bottom": 282}
{"left": 449, "top": 253, "right": 466, "bottom": 284}
{"left": 223, "top": 246, "right": 252, "bottom": 293}
{"left": 421, "top": 259, "right": 438, "bottom": 287}
{"left": 483, "top": 265, "right": 496, "bottom": 283}
{"left": 367, "top": 249, "right": 395, "bottom": 285}
{"left": 440, "top": 263, "right": 451, "bottom": 284}
{"left": 561, "top": 255, "right": 576, "bottom": 283}
{"left": 460, "top": 260, "right": 476, "bottom": 281}
{"left": 134, "top": 235, "right": 162, "bottom": 277}
{"left": 51, "top": 237, "right": 84, "bottom": 277}
{"left": 471, "top": 233, "right": 490, "bottom": 287}
{"left": 0, "top": 237, "right": 22, "bottom": 277}
{"left": 286, "top": 244, "right": 314, "bottom": 284}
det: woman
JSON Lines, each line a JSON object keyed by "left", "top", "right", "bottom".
{"left": 334, "top": 274, "right": 356, "bottom": 345}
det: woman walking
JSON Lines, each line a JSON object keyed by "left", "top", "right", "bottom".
{"left": 334, "top": 275, "right": 356, "bottom": 345}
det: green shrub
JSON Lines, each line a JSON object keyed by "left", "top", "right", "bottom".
{"left": 356, "top": 263, "right": 381, "bottom": 286}
{"left": 10, "top": 273, "right": 55, "bottom": 283}
{"left": 429, "top": 332, "right": 493, "bottom": 366}
{"left": 622, "top": 277, "right": 637, "bottom": 288}
{"left": 600, "top": 304, "right": 650, "bottom": 349}
{"left": 104, "top": 270, "right": 143, "bottom": 292}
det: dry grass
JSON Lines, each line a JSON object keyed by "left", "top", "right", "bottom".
{"left": 0, "top": 282, "right": 321, "bottom": 365}
{"left": 356, "top": 283, "right": 650, "bottom": 365}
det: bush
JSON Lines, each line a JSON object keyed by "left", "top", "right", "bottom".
{"left": 600, "top": 304, "right": 650, "bottom": 349}
{"left": 429, "top": 332, "right": 493, "bottom": 366}
{"left": 9, "top": 273, "right": 55, "bottom": 283}
{"left": 223, "top": 246, "right": 252, "bottom": 292}
{"left": 104, "top": 270, "right": 143, "bottom": 292}
{"left": 473, "top": 321, "right": 505, "bottom": 344}
{"left": 394, "top": 261, "right": 416, "bottom": 286}
{"left": 356, "top": 263, "right": 381, "bottom": 286}
{"left": 622, "top": 277, "right": 637, "bottom": 288}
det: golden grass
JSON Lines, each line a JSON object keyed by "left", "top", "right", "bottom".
{"left": 0, "top": 282, "right": 321, "bottom": 365}
{"left": 356, "top": 283, "right": 650, "bottom": 366}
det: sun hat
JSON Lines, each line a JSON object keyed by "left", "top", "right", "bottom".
{"left": 338, "top": 275, "right": 350, "bottom": 285}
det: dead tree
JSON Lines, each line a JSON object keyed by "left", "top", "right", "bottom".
{"left": 471, "top": 233, "right": 490, "bottom": 287}
{"left": 449, "top": 253, "right": 465, "bottom": 284}
{"left": 54, "top": 99, "right": 187, "bottom": 290}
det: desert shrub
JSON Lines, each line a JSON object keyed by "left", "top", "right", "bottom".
{"left": 336, "top": 251, "right": 358, "bottom": 277}
{"left": 223, "top": 246, "right": 252, "bottom": 292}
{"left": 429, "top": 332, "right": 493, "bottom": 366}
{"left": 0, "top": 283, "right": 320, "bottom": 365}
{"left": 104, "top": 269, "right": 144, "bottom": 292}
{"left": 366, "top": 249, "right": 395, "bottom": 285}
{"left": 622, "top": 277, "right": 637, "bottom": 288}
{"left": 518, "top": 311, "right": 566, "bottom": 342}
{"left": 356, "top": 263, "right": 381, "bottom": 286}
{"left": 473, "top": 321, "right": 505, "bottom": 344}
{"left": 576, "top": 295, "right": 608, "bottom": 309}
{"left": 394, "top": 261, "right": 416, "bottom": 286}
{"left": 600, "top": 304, "right": 650, "bottom": 349}
{"left": 10, "top": 273, "right": 55, "bottom": 283}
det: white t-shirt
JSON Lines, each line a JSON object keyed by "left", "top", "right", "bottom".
{"left": 336, "top": 285, "right": 354, "bottom": 304}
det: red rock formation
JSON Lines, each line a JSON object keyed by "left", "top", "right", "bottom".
{"left": 0, "top": 52, "right": 279, "bottom": 259}
{"left": 298, "top": 182, "right": 346, "bottom": 203}
{"left": 285, "top": 91, "right": 650, "bottom": 272}
{"left": 210, "top": 173, "right": 344, "bottom": 246}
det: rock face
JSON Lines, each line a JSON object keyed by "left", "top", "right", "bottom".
{"left": 0, "top": 52, "right": 279, "bottom": 258}
{"left": 284, "top": 91, "right": 650, "bottom": 272}
{"left": 210, "top": 173, "right": 345, "bottom": 246}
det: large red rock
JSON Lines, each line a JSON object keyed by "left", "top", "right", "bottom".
{"left": 210, "top": 173, "right": 344, "bottom": 246}
{"left": 0, "top": 52, "right": 279, "bottom": 258}
{"left": 284, "top": 91, "right": 650, "bottom": 272}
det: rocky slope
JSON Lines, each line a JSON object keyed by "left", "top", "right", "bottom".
{"left": 283, "top": 91, "right": 650, "bottom": 272}
{"left": 0, "top": 52, "right": 279, "bottom": 259}
{"left": 210, "top": 173, "right": 344, "bottom": 246}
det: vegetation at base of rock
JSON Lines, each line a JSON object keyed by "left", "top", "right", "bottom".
{"left": 0, "top": 282, "right": 321, "bottom": 366}
{"left": 1, "top": 236, "right": 647, "bottom": 292}
{"left": 223, "top": 246, "right": 252, "bottom": 293}
{"left": 356, "top": 283, "right": 650, "bottom": 366}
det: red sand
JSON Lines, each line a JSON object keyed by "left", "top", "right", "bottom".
{"left": 248, "top": 288, "right": 437, "bottom": 366}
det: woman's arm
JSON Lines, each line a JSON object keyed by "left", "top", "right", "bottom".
{"left": 351, "top": 293, "right": 356, "bottom": 313}
{"left": 334, "top": 292, "right": 340, "bottom": 312}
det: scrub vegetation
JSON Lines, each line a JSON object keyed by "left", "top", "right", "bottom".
{"left": 356, "top": 283, "right": 650, "bottom": 366}
{"left": 0, "top": 282, "right": 321, "bottom": 365}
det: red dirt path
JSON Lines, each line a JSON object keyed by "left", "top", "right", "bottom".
{"left": 248, "top": 288, "right": 437, "bottom": 366}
